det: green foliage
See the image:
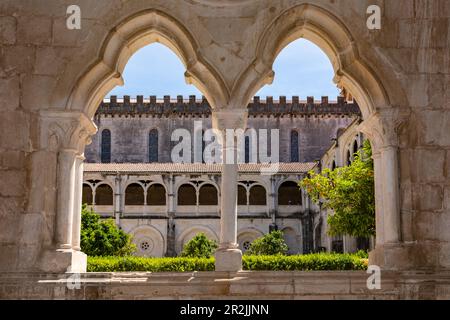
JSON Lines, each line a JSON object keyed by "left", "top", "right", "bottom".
{"left": 81, "top": 204, "right": 136, "bottom": 256}
{"left": 243, "top": 253, "right": 367, "bottom": 271}
{"left": 87, "top": 253, "right": 367, "bottom": 272}
{"left": 180, "top": 233, "right": 218, "bottom": 258}
{"left": 300, "top": 140, "right": 375, "bottom": 238}
{"left": 87, "top": 256, "right": 214, "bottom": 272}
{"left": 354, "top": 249, "right": 369, "bottom": 259}
{"left": 246, "top": 231, "right": 288, "bottom": 256}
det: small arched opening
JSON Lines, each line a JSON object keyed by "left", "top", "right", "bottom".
{"left": 125, "top": 183, "right": 145, "bottom": 206}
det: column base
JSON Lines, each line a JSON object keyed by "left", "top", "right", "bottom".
{"left": 215, "top": 248, "right": 242, "bottom": 272}
{"left": 39, "top": 249, "right": 87, "bottom": 273}
{"left": 369, "top": 243, "right": 421, "bottom": 270}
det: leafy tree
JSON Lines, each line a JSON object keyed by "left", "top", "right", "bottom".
{"left": 80, "top": 204, "right": 136, "bottom": 256}
{"left": 246, "top": 230, "right": 288, "bottom": 256}
{"left": 300, "top": 140, "right": 375, "bottom": 238}
{"left": 180, "top": 233, "right": 218, "bottom": 258}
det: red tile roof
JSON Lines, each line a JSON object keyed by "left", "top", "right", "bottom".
{"left": 84, "top": 162, "right": 317, "bottom": 174}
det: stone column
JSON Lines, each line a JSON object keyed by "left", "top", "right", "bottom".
{"left": 381, "top": 146, "right": 400, "bottom": 243}
{"left": 55, "top": 149, "right": 77, "bottom": 249}
{"left": 71, "top": 155, "right": 85, "bottom": 251}
{"left": 114, "top": 174, "right": 121, "bottom": 226}
{"left": 166, "top": 174, "right": 176, "bottom": 257}
{"left": 212, "top": 109, "right": 247, "bottom": 272}
{"left": 372, "top": 152, "right": 385, "bottom": 245}
{"left": 269, "top": 177, "right": 276, "bottom": 223}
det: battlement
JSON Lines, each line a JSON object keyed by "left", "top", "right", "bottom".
{"left": 96, "top": 95, "right": 361, "bottom": 117}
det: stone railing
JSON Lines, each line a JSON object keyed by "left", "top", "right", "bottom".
{"left": 96, "top": 95, "right": 361, "bottom": 117}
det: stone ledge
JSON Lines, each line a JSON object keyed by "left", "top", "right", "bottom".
{"left": 1, "top": 270, "right": 449, "bottom": 299}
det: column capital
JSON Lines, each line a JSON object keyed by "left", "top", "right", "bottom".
{"left": 39, "top": 110, "right": 97, "bottom": 154}
{"left": 357, "top": 108, "right": 409, "bottom": 152}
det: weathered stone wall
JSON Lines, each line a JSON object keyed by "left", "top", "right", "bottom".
{"left": 0, "top": 0, "right": 448, "bottom": 291}
{"left": 86, "top": 110, "right": 356, "bottom": 163}
{"left": 1, "top": 271, "right": 450, "bottom": 300}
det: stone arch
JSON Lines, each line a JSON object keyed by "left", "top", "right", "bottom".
{"left": 130, "top": 225, "right": 165, "bottom": 257}
{"left": 176, "top": 225, "right": 219, "bottom": 254}
{"left": 94, "top": 183, "right": 114, "bottom": 206}
{"left": 278, "top": 181, "right": 302, "bottom": 206}
{"left": 229, "top": 4, "right": 407, "bottom": 261}
{"left": 177, "top": 183, "right": 197, "bottom": 206}
{"left": 82, "top": 183, "right": 93, "bottom": 205}
{"left": 198, "top": 183, "right": 219, "bottom": 206}
{"left": 125, "top": 183, "right": 145, "bottom": 206}
{"left": 146, "top": 183, "right": 167, "bottom": 206}
{"left": 232, "top": 3, "right": 407, "bottom": 120}
{"left": 60, "top": 9, "right": 228, "bottom": 117}
{"left": 237, "top": 183, "right": 248, "bottom": 206}
{"left": 248, "top": 184, "right": 267, "bottom": 206}
{"left": 237, "top": 228, "right": 264, "bottom": 253}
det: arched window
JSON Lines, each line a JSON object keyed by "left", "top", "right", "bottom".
{"left": 353, "top": 140, "right": 358, "bottom": 156}
{"left": 249, "top": 185, "right": 267, "bottom": 205}
{"left": 101, "top": 129, "right": 111, "bottom": 163}
{"left": 95, "top": 184, "right": 113, "bottom": 205}
{"left": 82, "top": 184, "right": 93, "bottom": 205}
{"left": 245, "top": 136, "right": 250, "bottom": 164}
{"left": 149, "top": 129, "right": 158, "bottom": 163}
{"left": 237, "top": 185, "right": 247, "bottom": 205}
{"left": 125, "top": 183, "right": 145, "bottom": 205}
{"left": 331, "top": 160, "right": 336, "bottom": 170}
{"left": 177, "top": 184, "right": 196, "bottom": 205}
{"left": 346, "top": 150, "right": 352, "bottom": 165}
{"left": 290, "top": 130, "right": 299, "bottom": 162}
{"left": 278, "top": 181, "right": 302, "bottom": 205}
{"left": 202, "top": 130, "right": 206, "bottom": 163}
{"left": 198, "top": 184, "right": 218, "bottom": 205}
{"left": 147, "top": 184, "right": 166, "bottom": 205}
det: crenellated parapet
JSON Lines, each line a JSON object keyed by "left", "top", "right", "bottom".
{"left": 96, "top": 95, "right": 361, "bottom": 118}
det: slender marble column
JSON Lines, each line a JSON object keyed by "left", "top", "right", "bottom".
{"left": 56, "top": 149, "right": 77, "bottom": 249}
{"left": 381, "top": 146, "right": 400, "bottom": 243}
{"left": 71, "top": 155, "right": 84, "bottom": 251}
{"left": 213, "top": 109, "right": 247, "bottom": 272}
{"left": 372, "top": 152, "right": 385, "bottom": 245}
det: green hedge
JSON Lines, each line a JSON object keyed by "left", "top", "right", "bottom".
{"left": 87, "top": 256, "right": 215, "bottom": 272}
{"left": 242, "top": 253, "right": 367, "bottom": 271}
{"left": 87, "top": 253, "right": 367, "bottom": 272}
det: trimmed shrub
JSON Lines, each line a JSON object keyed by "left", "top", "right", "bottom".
{"left": 246, "top": 230, "right": 288, "bottom": 256}
{"left": 180, "top": 233, "right": 218, "bottom": 258}
{"left": 354, "top": 249, "right": 369, "bottom": 259}
{"left": 81, "top": 205, "right": 136, "bottom": 256}
{"left": 87, "top": 256, "right": 214, "bottom": 272}
{"left": 242, "top": 253, "right": 367, "bottom": 271}
{"left": 87, "top": 253, "right": 367, "bottom": 272}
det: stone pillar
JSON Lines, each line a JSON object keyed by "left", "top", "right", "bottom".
{"left": 114, "top": 174, "right": 121, "bottom": 226}
{"left": 166, "top": 174, "right": 176, "bottom": 257}
{"left": 38, "top": 111, "right": 96, "bottom": 273}
{"left": 381, "top": 146, "right": 400, "bottom": 243}
{"left": 372, "top": 152, "right": 385, "bottom": 245}
{"left": 55, "top": 149, "right": 77, "bottom": 249}
{"left": 212, "top": 109, "right": 247, "bottom": 272}
{"left": 72, "top": 155, "right": 85, "bottom": 251}
{"left": 269, "top": 177, "right": 276, "bottom": 224}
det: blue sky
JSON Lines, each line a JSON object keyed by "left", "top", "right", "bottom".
{"left": 108, "top": 39, "right": 340, "bottom": 99}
